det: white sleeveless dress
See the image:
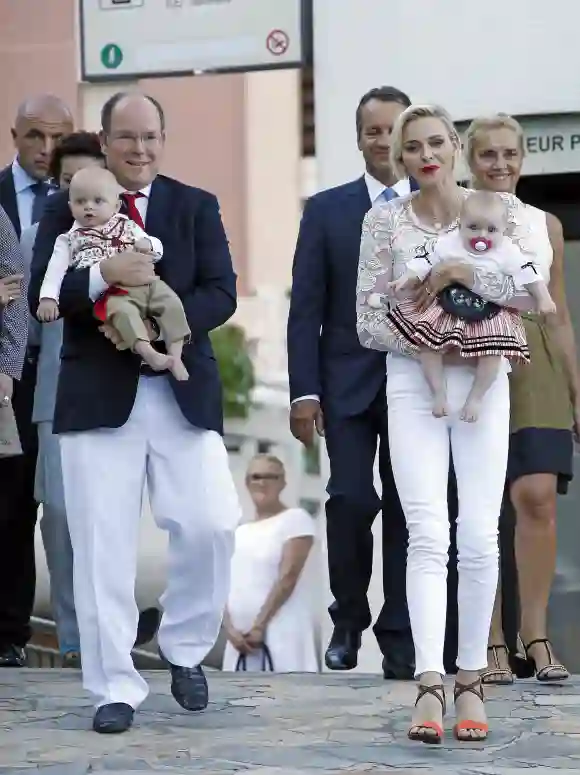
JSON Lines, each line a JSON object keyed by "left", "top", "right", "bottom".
{"left": 222, "top": 508, "right": 319, "bottom": 672}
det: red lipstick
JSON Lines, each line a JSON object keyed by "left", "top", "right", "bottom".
{"left": 421, "top": 164, "right": 439, "bottom": 173}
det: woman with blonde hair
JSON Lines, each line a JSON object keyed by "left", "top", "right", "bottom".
{"left": 465, "top": 114, "right": 577, "bottom": 685}
{"left": 222, "top": 454, "right": 318, "bottom": 672}
{"left": 356, "top": 104, "right": 537, "bottom": 743}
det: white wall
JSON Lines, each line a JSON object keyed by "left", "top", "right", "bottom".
{"left": 313, "top": 0, "right": 580, "bottom": 190}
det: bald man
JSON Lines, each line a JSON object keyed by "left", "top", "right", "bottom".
{"left": 0, "top": 94, "right": 72, "bottom": 667}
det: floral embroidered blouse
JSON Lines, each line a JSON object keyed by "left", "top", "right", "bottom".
{"left": 356, "top": 189, "right": 538, "bottom": 357}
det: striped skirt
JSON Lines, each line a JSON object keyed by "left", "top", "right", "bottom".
{"left": 387, "top": 299, "right": 530, "bottom": 362}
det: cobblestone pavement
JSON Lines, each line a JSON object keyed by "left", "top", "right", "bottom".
{"left": 0, "top": 669, "right": 579, "bottom": 773}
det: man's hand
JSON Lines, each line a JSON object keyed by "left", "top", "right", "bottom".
{"left": 134, "top": 237, "right": 155, "bottom": 254}
{"left": 0, "top": 374, "right": 13, "bottom": 405}
{"left": 0, "top": 275, "right": 24, "bottom": 307}
{"left": 289, "top": 398, "right": 324, "bottom": 447}
{"left": 100, "top": 251, "right": 156, "bottom": 287}
{"left": 413, "top": 260, "right": 474, "bottom": 313}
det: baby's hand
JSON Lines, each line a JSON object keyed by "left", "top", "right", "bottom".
{"left": 134, "top": 237, "right": 154, "bottom": 254}
{"left": 37, "top": 298, "right": 60, "bottom": 322}
{"left": 388, "top": 274, "right": 417, "bottom": 294}
{"left": 538, "top": 298, "right": 557, "bottom": 316}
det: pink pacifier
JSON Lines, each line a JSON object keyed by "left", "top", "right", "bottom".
{"left": 469, "top": 236, "right": 492, "bottom": 252}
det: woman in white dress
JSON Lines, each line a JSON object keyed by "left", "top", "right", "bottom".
{"left": 356, "top": 104, "right": 537, "bottom": 743}
{"left": 222, "top": 454, "right": 318, "bottom": 673}
{"left": 465, "top": 115, "right": 577, "bottom": 685}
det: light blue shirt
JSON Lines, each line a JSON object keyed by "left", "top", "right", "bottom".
{"left": 12, "top": 158, "right": 40, "bottom": 233}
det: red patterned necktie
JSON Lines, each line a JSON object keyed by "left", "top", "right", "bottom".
{"left": 121, "top": 191, "right": 145, "bottom": 229}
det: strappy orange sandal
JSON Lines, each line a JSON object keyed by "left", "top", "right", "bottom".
{"left": 453, "top": 678, "right": 488, "bottom": 742}
{"left": 407, "top": 683, "right": 446, "bottom": 745}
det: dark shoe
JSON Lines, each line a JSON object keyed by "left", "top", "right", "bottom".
{"left": 134, "top": 607, "right": 161, "bottom": 648}
{"left": 380, "top": 632, "right": 415, "bottom": 680}
{"left": 168, "top": 662, "right": 208, "bottom": 711}
{"left": 324, "top": 628, "right": 361, "bottom": 670}
{"left": 61, "top": 651, "right": 81, "bottom": 669}
{"left": 0, "top": 645, "right": 26, "bottom": 667}
{"left": 382, "top": 656, "right": 415, "bottom": 681}
{"left": 93, "top": 702, "right": 134, "bottom": 734}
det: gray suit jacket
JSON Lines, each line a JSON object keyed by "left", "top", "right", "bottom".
{"left": 20, "top": 223, "right": 63, "bottom": 424}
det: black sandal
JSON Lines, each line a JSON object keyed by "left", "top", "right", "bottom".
{"left": 407, "top": 684, "right": 446, "bottom": 745}
{"left": 523, "top": 639, "right": 569, "bottom": 683}
{"left": 481, "top": 645, "right": 514, "bottom": 686}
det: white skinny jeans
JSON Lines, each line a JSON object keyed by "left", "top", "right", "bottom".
{"left": 386, "top": 354, "right": 509, "bottom": 676}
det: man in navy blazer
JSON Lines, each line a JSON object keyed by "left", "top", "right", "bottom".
{"left": 29, "top": 92, "right": 241, "bottom": 733}
{"left": 288, "top": 86, "right": 460, "bottom": 678}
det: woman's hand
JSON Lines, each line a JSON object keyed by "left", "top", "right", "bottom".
{"left": 0, "top": 275, "right": 24, "bottom": 307}
{"left": 413, "top": 260, "right": 475, "bottom": 312}
{"left": 227, "top": 627, "right": 251, "bottom": 655}
{"left": 245, "top": 624, "right": 266, "bottom": 649}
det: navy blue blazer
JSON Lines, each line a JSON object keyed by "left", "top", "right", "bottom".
{"left": 28, "top": 174, "right": 237, "bottom": 435}
{"left": 287, "top": 176, "right": 416, "bottom": 418}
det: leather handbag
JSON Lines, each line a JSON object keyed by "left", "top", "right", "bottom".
{"left": 438, "top": 284, "right": 500, "bottom": 322}
{"left": 235, "top": 643, "right": 275, "bottom": 672}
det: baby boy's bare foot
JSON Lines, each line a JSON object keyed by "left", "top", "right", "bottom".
{"left": 460, "top": 399, "right": 481, "bottom": 423}
{"left": 134, "top": 341, "right": 174, "bottom": 372}
{"left": 432, "top": 394, "right": 448, "bottom": 418}
{"left": 169, "top": 359, "right": 189, "bottom": 381}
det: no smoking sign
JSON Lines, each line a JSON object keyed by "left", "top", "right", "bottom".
{"left": 266, "top": 29, "right": 289, "bottom": 56}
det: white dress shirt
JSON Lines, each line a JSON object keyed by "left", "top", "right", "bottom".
{"left": 292, "top": 174, "right": 411, "bottom": 405}
{"left": 88, "top": 184, "right": 152, "bottom": 301}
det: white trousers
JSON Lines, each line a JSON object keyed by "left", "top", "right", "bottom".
{"left": 386, "top": 355, "right": 509, "bottom": 676}
{"left": 60, "top": 377, "right": 241, "bottom": 709}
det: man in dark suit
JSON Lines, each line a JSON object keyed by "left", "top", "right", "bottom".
{"left": 0, "top": 94, "right": 73, "bottom": 667}
{"left": 288, "top": 86, "right": 460, "bottom": 678}
{"left": 29, "top": 92, "right": 241, "bottom": 734}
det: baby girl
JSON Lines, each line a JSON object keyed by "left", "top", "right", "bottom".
{"left": 384, "top": 190, "right": 555, "bottom": 421}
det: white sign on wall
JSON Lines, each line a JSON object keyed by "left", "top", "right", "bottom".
{"left": 80, "top": 0, "right": 304, "bottom": 81}
{"left": 455, "top": 114, "right": 580, "bottom": 180}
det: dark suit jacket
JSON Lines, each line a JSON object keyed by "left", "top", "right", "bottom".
{"left": 28, "top": 174, "right": 237, "bottom": 435}
{"left": 0, "top": 165, "right": 20, "bottom": 238}
{"left": 287, "top": 176, "right": 387, "bottom": 418}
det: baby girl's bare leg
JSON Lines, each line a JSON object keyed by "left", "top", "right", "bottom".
{"left": 419, "top": 349, "right": 448, "bottom": 417}
{"left": 166, "top": 340, "right": 189, "bottom": 381}
{"left": 134, "top": 340, "right": 174, "bottom": 372}
{"left": 461, "top": 355, "right": 501, "bottom": 422}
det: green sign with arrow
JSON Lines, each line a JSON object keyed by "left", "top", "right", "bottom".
{"left": 100, "top": 43, "right": 123, "bottom": 70}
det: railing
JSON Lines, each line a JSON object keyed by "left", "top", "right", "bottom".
{"left": 27, "top": 616, "right": 165, "bottom": 669}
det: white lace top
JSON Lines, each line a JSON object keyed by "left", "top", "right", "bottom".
{"left": 356, "top": 189, "right": 538, "bottom": 357}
